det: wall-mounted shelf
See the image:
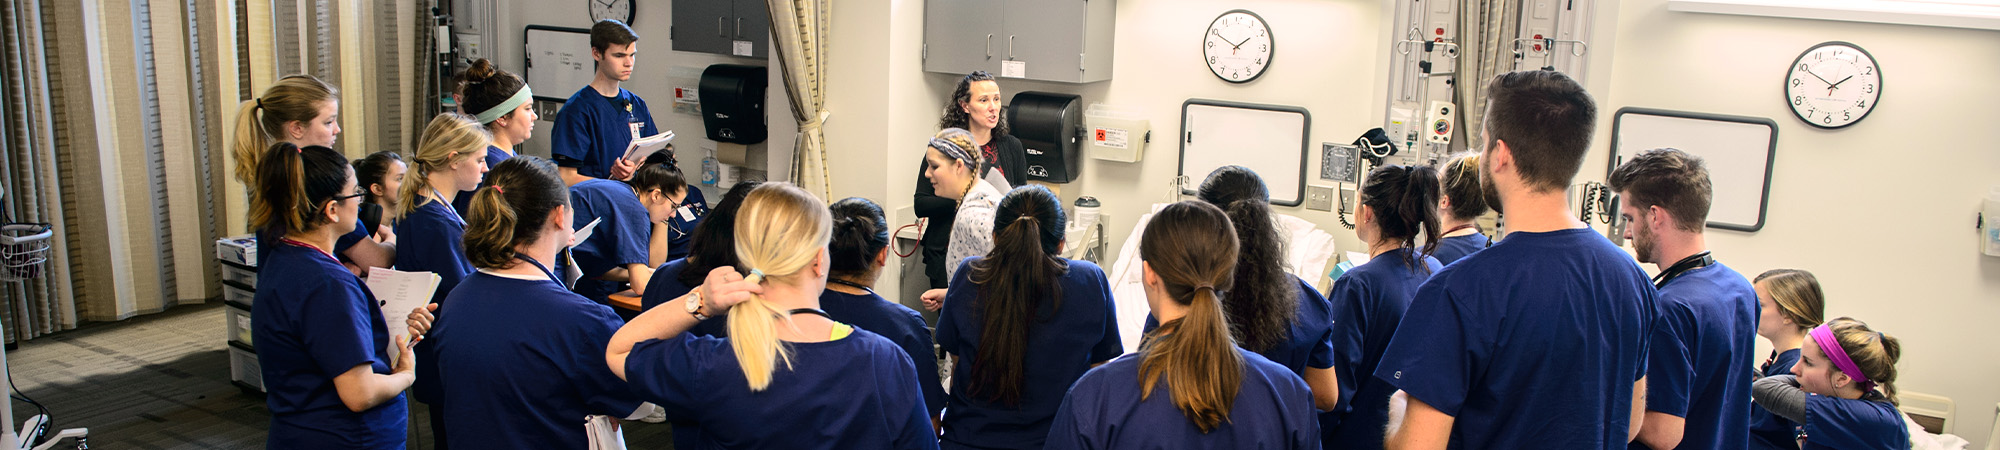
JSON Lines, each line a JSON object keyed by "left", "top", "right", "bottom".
{"left": 1669, "top": 0, "right": 2000, "bottom": 30}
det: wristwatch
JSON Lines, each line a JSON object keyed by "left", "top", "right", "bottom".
{"left": 685, "top": 290, "right": 710, "bottom": 321}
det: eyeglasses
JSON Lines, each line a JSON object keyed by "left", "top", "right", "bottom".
{"left": 332, "top": 191, "right": 367, "bottom": 202}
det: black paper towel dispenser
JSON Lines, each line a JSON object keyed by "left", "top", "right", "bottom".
{"left": 699, "top": 64, "right": 767, "bottom": 145}
{"left": 1008, "top": 92, "right": 1084, "bottom": 183}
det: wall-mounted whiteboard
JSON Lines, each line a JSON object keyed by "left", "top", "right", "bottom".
{"left": 1608, "top": 107, "right": 1779, "bottom": 232}
{"left": 1178, "top": 99, "right": 1311, "bottom": 206}
{"left": 524, "top": 25, "right": 594, "bottom": 102}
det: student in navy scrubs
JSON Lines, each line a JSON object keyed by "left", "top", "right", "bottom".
{"left": 1611, "top": 148, "right": 1759, "bottom": 450}
{"left": 392, "top": 113, "right": 489, "bottom": 447}
{"left": 914, "top": 71, "right": 1028, "bottom": 290}
{"left": 935, "top": 185, "right": 1122, "bottom": 450}
{"left": 551, "top": 20, "right": 654, "bottom": 182}
{"left": 231, "top": 75, "right": 395, "bottom": 273}
{"left": 1320, "top": 164, "right": 1445, "bottom": 449}
{"left": 248, "top": 143, "right": 418, "bottom": 449}
{"left": 824, "top": 197, "right": 946, "bottom": 424}
{"left": 641, "top": 181, "right": 759, "bottom": 344}
{"left": 353, "top": 151, "right": 405, "bottom": 238}
{"left": 1426, "top": 152, "right": 1491, "bottom": 265}
{"left": 451, "top": 58, "right": 528, "bottom": 215}
{"left": 426, "top": 156, "right": 654, "bottom": 448}
{"left": 393, "top": 113, "right": 489, "bottom": 304}
{"left": 1752, "top": 318, "right": 1908, "bottom": 450}
{"left": 607, "top": 183, "right": 940, "bottom": 450}
{"left": 1377, "top": 70, "right": 1656, "bottom": 449}
{"left": 1046, "top": 201, "right": 1319, "bottom": 450}
{"left": 1190, "top": 166, "right": 1338, "bottom": 411}
{"left": 1748, "top": 269, "right": 1826, "bottom": 450}
{"left": 567, "top": 151, "right": 687, "bottom": 306}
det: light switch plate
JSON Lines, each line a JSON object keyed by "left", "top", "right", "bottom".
{"left": 1306, "top": 185, "right": 1335, "bottom": 212}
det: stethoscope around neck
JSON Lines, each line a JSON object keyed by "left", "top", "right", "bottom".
{"left": 1652, "top": 251, "right": 1714, "bottom": 288}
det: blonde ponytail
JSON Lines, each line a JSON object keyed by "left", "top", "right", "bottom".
{"left": 727, "top": 183, "right": 832, "bottom": 391}
{"left": 397, "top": 113, "right": 492, "bottom": 220}
{"left": 232, "top": 75, "right": 338, "bottom": 187}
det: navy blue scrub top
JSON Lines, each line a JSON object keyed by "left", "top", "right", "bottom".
{"left": 1142, "top": 276, "right": 1335, "bottom": 376}
{"left": 1044, "top": 349, "right": 1320, "bottom": 450}
{"left": 1631, "top": 262, "right": 1758, "bottom": 450}
{"left": 255, "top": 221, "right": 369, "bottom": 268}
{"left": 569, "top": 178, "right": 654, "bottom": 303}
{"left": 624, "top": 329, "right": 941, "bottom": 450}
{"left": 935, "top": 257, "right": 1123, "bottom": 450}
{"left": 426, "top": 271, "right": 644, "bottom": 449}
{"left": 1373, "top": 228, "right": 1656, "bottom": 449}
{"left": 664, "top": 187, "right": 707, "bottom": 261}
{"left": 392, "top": 199, "right": 475, "bottom": 305}
{"left": 822, "top": 288, "right": 945, "bottom": 418}
{"left": 1426, "top": 232, "right": 1490, "bottom": 266}
{"left": 551, "top": 86, "right": 657, "bottom": 180}
{"left": 1750, "top": 348, "right": 1803, "bottom": 450}
{"left": 1322, "top": 248, "right": 1441, "bottom": 449}
{"left": 1800, "top": 394, "right": 1907, "bottom": 450}
{"left": 251, "top": 241, "right": 407, "bottom": 449}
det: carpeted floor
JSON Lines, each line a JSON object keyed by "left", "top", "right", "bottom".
{"left": 4, "top": 302, "right": 675, "bottom": 449}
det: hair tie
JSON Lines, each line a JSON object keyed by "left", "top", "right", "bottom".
{"left": 492, "top": 185, "right": 504, "bottom": 194}
{"left": 294, "top": 146, "right": 302, "bottom": 154}
{"left": 745, "top": 268, "right": 766, "bottom": 284}
{"left": 255, "top": 98, "right": 265, "bottom": 110}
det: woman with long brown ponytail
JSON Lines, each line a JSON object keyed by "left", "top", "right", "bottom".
{"left": 934, "top": 185, "right": 1121, "bottom": 450}
{"left": 1045, "top": 201, "right": 1318, "bottom": 449}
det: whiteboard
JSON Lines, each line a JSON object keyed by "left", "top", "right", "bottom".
{"left": 524, "top": 26, "right": 594, "bottom": 102}
{"left": 1608, "top": 107, "right": 1779, "bottom": 232}
{"left": 1178, "top": 100, "right": 1311, "bottom": 206}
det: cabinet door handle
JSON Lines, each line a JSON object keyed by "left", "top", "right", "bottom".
{"left": 718, "top": 17, "right": 727, "bottom": 37}
{"left": 1009, "top": 35, "right": 1015, "bottom": 58}
{"left": 736, "top": 18, "right": 743, "bottom": 38}
{"left": 986, "top": 34, "right": 993, "bottom": 58}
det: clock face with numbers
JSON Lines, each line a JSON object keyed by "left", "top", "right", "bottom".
{"left": 1203, "top": 10, "right": 1273, "bottom": 84}
{"left": 588, "top": 0, "right": 633, "bottom": 25}
{"left": 1785, "top": 41, "right": 1881, "bottom": 129}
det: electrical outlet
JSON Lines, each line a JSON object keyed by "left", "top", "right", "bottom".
{"left": 1341, "top": 187, "right": 1357, "bottom": 212}
{"left": 1306, "top": 185, "right": 1335, "bottom": 212}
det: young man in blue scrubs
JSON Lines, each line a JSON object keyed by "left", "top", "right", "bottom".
{"left": 1377, "top": 70, "right": 1657, "bottom": 449}
{"left": 551, "top": 19, "right": 654, "bottom": 183}
{"left": 1610, "top": 148, "right": 1759, "bottom": 450}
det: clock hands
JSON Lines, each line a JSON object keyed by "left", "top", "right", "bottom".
{"left": 1801, "top": 67, "right": 1834, "bottom": 86}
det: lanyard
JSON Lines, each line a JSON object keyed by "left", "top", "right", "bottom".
{"left": 431, "top": 187, "right": 465, "bottom": 226}
{"left": 827, "top": 278, "right": 874, "bottom": 294}
{"left": 788, "top": 308, "right": 832, "bottom": 320}
{"left": 278, "top": 237, "right": 339, "bottom": 264}
{"left": 1652, "top": 251, "right": 1714, "bottom": 288}
{"left": 514, "top": 253, "right": 564, "bottom": 286}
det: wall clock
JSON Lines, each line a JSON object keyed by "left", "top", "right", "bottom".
{"left": 588, "top": 0, "right": 633, "bottom": 25}
{"left": 1203, "top": 10, "right": 1273, "bottom": 84}
{"left": 1785, "top": 41, "right": 1880, "bottom": 129}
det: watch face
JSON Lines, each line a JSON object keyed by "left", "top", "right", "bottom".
{"left": 1203, "top": 10, "right": 1273, "bottom": 84}
{"left": 1785, "top": 41, "right": 1880, "bottom": 129}
{"left": 589, "top": 0, "right": 632, "bottom": 24}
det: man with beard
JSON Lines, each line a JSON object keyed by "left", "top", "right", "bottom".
{"left": 1375, "top": 70, "right": 1658, "bottom": 449}
{"left": 1611, "top": 148, "right": 1758, "bottom": 450}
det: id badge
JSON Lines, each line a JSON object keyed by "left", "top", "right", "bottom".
{"left": 628, "top": 121, "right": 644, "bottom": 140}
{"left": 676, "top": 205, "right": 696, "bottom": 222}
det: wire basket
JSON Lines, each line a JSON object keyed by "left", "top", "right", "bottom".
{"left": 1, "top": 223, "right": 53, "bottom": 281}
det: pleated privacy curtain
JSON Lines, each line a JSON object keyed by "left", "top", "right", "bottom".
{"left": 767, "top": 0, "right": 832, "bottom": 199}
{"left": 1454, "top": 0, "right": 1521, "bottom": 148}
{"left": 0, "top": 0, "right": 79, "bottom": 342}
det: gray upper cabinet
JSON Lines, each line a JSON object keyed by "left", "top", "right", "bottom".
{"left": 925, "top": 0, "right": 1114, "bottom": 83}
{"left": 672, "top": 0, "right": 768, "bottom": 59}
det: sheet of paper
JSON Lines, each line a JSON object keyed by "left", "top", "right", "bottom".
{"left": 572, "top": 217, "right": 604, "bottom": 247}
{"left": 621, "top": 130, "right": 676, "bottom": 162}
{"left": 366, "top": 267, "right": 441, "bottom": 358}
{"left": 1345, "top": 251, "right": 1371, "bottom": 266}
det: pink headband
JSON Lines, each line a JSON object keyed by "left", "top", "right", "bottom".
{"left": 1809, "top": 324, "right": 1877, "bottom": 392}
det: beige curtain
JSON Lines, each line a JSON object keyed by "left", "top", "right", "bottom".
{"left": 0, "top": 0, "right": 79, "bottom": 341}
{"left": 766, "top": 0, "right": 832, "bottom": 198}
{"left": 1454, "top": 0, "right": 1521, "bottom": 149}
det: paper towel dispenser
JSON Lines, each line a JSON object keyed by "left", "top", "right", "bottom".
{"left": 1008, "top": 91, "right": 1084, "bottom": 183}
{"left": 699, "top": 64, "right": 767, "bottom": 145}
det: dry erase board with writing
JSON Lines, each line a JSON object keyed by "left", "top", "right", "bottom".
{"left": 1608, "top": 107, "right": 1778, "bottom": 232}
{"left": 524, "top": 25, "right": 594, "bottom": 102}
{"left": 1178, "top": 99, "right": 1311, "bottom": 206}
